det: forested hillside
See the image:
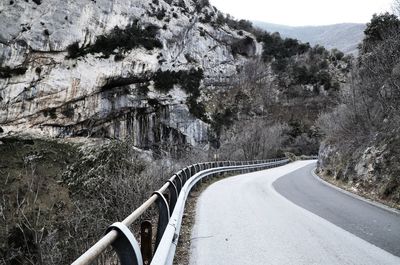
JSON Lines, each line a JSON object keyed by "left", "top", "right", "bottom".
{"left": 254, "top": 21, "right": 365, "bottom": 55}
{"left": 318, "top": 12, "right": 400, "bottom": 208}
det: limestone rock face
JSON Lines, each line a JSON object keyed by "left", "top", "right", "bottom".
{"left": 0, "top": 0, "right": 260, "bottom": 151}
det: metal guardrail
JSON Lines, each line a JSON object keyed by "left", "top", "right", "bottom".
{"left": 300, "top": 155, "right": 318, "bottom": 160}
{"left": 71, "top": 158, "right": 289, "bottom": 265}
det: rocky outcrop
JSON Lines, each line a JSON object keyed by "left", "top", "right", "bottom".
{"left": 0, "top": 0, "right": 261, "bottom": 151}
{"left": 318, "top": 136, "right": 400, "bottom": 207}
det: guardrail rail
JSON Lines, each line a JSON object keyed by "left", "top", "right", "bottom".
{"left": 72, "top": 158, "right": 293, "bottom": 265}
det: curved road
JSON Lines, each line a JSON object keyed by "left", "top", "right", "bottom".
{"left": 189, "top": 161, "right": 400, "bottom": 265}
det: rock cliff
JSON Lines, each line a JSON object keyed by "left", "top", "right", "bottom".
{"left": 0, "top": 0, "right": 260, "bottom": 151}
{"left": 318, "top": 134, "right": 400, "bottom": 208}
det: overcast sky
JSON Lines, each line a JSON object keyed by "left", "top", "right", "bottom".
{"left": 210, "top": 0, "right": 393, "bottom": 26}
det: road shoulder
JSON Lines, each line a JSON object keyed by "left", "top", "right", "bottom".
{"left": 312, "top": 168, "right": 400, "bottom": 215}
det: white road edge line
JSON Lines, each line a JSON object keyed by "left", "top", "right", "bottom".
{"left": 311, "top": 168, "right": 400, "bottom": 215}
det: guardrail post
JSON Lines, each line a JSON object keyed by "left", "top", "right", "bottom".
{"left": 175, "top": 174, "right": 182, "bottom": 194}
{"left": 186, "top": 167, "right": 191, "bottom": 180}
{"left": 106, "top": 222, "right": 143, "bottom": 265}
{"left": 188, "top": 166, "right": 192, "bottom": 177}
{"left": 141, "top": 221, "right": 153, "bottom": 265}
{"left": 153, "top": 191, "right": 170, "bottom": 252}
{"left": 182, "top": 169, "right": 188, "bottom": 184}
{"left": 167, "top": 180, "right": 178, "bottom": 212}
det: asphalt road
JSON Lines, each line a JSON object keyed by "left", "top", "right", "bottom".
{"left": 189, "top": 160, "right": 400, "bottom": 265}
{"left": 273, "top": 162, "right": 400, "bottom": 257}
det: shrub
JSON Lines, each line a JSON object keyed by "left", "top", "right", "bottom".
{"left": 215, "top": 13, "right": 225, "bottom": 26}
{"left": 236, "top": 19, "right": 253, "bottom": 32}
{"left": 66, "top": 22, "right": 162, "bottom": 59}
{"left": 199, "top": 12, "right": 212, "bottom": 23}
{"left": 66, "top": 41, "right": 83, "bottom": 59}
{"left": 316, "top": 71, "right": 332, "bottom": 89}
{"left": 231, "top": 36, "right": 255, "bottom": 57}
{"left": 61, "top": 105, "right": 75, "bottom": 118}
{"left": 211, "top": 108, "right": 235, "bottom": 136}
{"left": 138, "top": 82, "right": 150, "bottom": 96}
{"left": 0, "top": 66, "right": 27, "bottom": 78}
{"left": 195, "top": 0, "right": 210, "bottom": 12}
{"left": 331, "top": 49, "right": 344, "bottom": 61}
{"left": 43, "top": 108, "right": 57, "bottom": 119}
{"left": 271, "top": 58, "right": 289, "bottom": 72}
{"left": 114, "top": 53, "right": 125, "bottom": 61}
{"left": 319, "top": 60, "right": 329, "bottom": 69}
{"left": 153, "top": 68, "right": 204, "bottom": 95}
{"left": 0, "top": 137, "right": 188, "bottom": 264}
{"left": 292, "top": 64, "right": 312, "bottom": 84}
{"left": 260, "top": 32, "right": 310, "bottom": 64}
{"left": 154, "top": 70, "right": 179, "bottom": 92}
{"left": 102, "top": 74, "right": 151, "bottom": 92}
{"left": 35, "top": 67, "right": 42, "bottom": 75}
{"left": 179, "top": 68, "right": 204, "bottom": 96}
{"left": 364, "top": 13, "right": 400, "bottom": 43}
{"left": 153, "top": 68, "right": 205, "bottom": 119}
{"left": 155, "top": 8, "right": 166, "bottom": 20}
{"left": 184, "top": 53, "right": 197, "bottom": 63}
{"left": 186, "top": 96, "right": 208, "bottom": 121}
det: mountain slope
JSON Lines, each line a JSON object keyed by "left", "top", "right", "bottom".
{"left": 0, "top": 0, "right": 349, "bottom": 156}
{"left": 254, "top": 21, "right": 365, "bottom": 55}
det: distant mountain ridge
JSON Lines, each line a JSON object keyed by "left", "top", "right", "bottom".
{"left": 253, "top": 21, "right": 366, "bottom": 55}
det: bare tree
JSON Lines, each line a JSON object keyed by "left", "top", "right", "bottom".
{"left": 219, "top": 119, "right": 289, "bottom": 160}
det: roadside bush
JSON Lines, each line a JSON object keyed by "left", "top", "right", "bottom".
{"left": 218, "top": 121, "right": 289, "bottom": 160}
{"left": 0, "top": 137, "right": 184, "bottom": 265}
